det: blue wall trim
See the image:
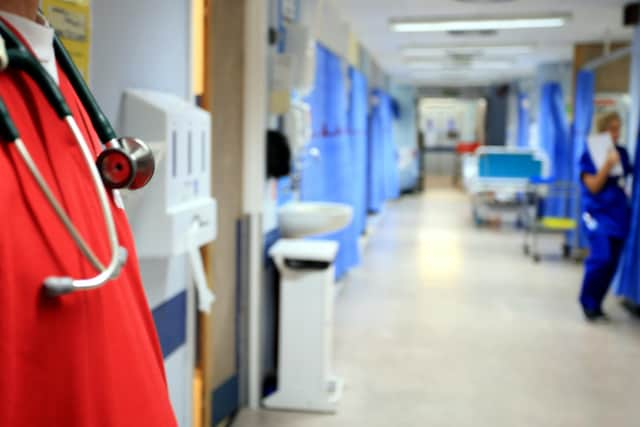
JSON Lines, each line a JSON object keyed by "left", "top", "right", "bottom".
{"left": 264, "top": 228, "right": 281, "bottom": 264}
{"left": 262, "top": 228, "right": 281, "bottom": 396}
{"left": 212, "top": 375, "right": 239, "bottom": 426}
{"left": 151, "top": 290, "right": 187, "bottom": 359}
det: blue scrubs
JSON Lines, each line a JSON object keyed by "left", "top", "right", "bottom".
{"left": 579, "top": 146, "right": 632, "bottom": 313}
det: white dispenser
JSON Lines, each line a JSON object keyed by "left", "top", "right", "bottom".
{"left": 120, "top": 89, "right": 217, "bottom": 427}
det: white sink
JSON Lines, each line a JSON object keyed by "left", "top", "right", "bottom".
{"left": 278, "top": 202, "right": 354, "bottom": 238}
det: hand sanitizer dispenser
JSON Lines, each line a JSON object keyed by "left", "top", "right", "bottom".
{"left": 120, "top": 89, "right": 217, "bottom": 427}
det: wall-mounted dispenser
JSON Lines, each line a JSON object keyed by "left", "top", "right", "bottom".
{"left": 285, "top": 22, "right": 316, "bottom": 97}
{"left": 120, "top": 89, "right": 217, "bottom": 427}
{"left": 284, "top": 99, "right": 312, "bottom": 153}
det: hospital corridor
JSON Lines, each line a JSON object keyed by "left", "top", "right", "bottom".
{"left": 235, "top": 187, "right": 640, "bottom": 427}
{"left": 3, "top": 0, "right": 640, "bottom": 426}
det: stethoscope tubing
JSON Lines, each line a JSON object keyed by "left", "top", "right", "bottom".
{"left": 44, "top": 117, "right": 124, "bottom": 296}
{"left": 12, "top": 133, "right": 104, "bottom": 271}
{"left": 0, "top": 28, "right": 125, "bottom": 296}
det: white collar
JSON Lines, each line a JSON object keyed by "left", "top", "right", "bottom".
{"left": 0, "top": 11, "right": 58, "bottom": 82}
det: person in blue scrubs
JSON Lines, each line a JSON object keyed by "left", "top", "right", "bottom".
{"left": 579, "top": 112, "right": 632, "bottom": 321}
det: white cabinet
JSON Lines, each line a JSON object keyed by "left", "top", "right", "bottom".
{"left": 264, "top": 239, "right": 344, "bottom": 413}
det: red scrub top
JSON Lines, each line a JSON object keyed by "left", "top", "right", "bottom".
{"left": 0, "top": 21, "right": 177, "bottom": 427}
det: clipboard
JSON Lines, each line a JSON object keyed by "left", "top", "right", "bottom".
{"left": 586, "top": 132, "right": 624, "bottom": 176}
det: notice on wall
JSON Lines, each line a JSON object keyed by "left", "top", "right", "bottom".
{"left": 42, "top": 0, "right": 92, "bottom": 80}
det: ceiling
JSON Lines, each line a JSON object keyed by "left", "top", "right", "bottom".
{"left": 332, "top": 0, "right": 634, "bottom": 87}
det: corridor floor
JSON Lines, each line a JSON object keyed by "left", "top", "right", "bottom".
{"left": 234, "top": 189, "right": 640, "bottom": 427}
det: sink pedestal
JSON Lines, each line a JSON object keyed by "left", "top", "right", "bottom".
{"left": 264, "top": 239, "right": 344, "bottom": 413}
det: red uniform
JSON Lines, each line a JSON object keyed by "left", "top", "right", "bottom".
{"left": 0, "top": 20, "right": 177, "bottom": 426}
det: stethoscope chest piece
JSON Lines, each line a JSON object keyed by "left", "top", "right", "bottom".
{"left": 97, "top": 137, "right": 155, "bottom": 190}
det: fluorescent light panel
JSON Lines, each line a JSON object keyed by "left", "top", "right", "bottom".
{"left": 403, "top": 45, "right": 533, "bottom": 57}
{"left": 391, "top": 15, "right": 569, "bottom": 32}
{"left": 408, "top": 60, "right": 512, "bottom": 70}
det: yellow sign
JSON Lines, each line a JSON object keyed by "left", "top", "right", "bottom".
{"left": 42, "top": 0, "right": 91, "bottom": 80}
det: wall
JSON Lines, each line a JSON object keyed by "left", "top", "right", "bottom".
{"left": 571, "top": 40, "right": 637, "bottom": 156}
{"left": 485, "top": 85, "right": 509, "bottom": 146}
{"left": 535, "top": 61, "right": 573, "bottom": 122}
{"left": 390, "top": 84, "right": 417, "bottom": 149}
{"left": 537, "top": 62, "right": 573, "bottom": 101}
{"left": 630, "top": 27, "right": 640, "bottom": 156}
{"left": 513, "top": 62, "right": 572, "bottom": 151}
{"left": 263, "top": 0, "right": 388, "bottom": 235}
{"left": 360, "top": 46, "right": 387, "bottom": 90}
{"left": 299, "top": 0, "right": 350, "bottom": 60}
{"left": 390, "top": 83, "right": 418, "bottom": 191}
{"left": 263, "top": 0, "right": 293, "bottom": 235}
{"left": 298, "top": 0, "right": 387, "bottom": 89}
{"left": 574, "top": 42, "right": 631, "bottom": 94}
{"left": 506, "top": 83, "right": 519, "bottom": 146}
{"left": 90, "top": 0, "right": 192, "bottom": 125}
{"left": 417, "top": 86, "right": 486, "bottom": 99}
{"left": 418, "top": 98, "right": 479, "bottom": 145}
{"left": 205, "top": 0, "right": 268, "bottom": 420}
{"left": 418, "top": 97, "right": 481, "bottom": 179}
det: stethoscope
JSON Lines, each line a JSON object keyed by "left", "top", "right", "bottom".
{"left": 0, "top": 19, "right": 155, "bottom": 297}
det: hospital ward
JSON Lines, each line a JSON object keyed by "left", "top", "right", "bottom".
{"left": 2, "top": 0, "right": 640, "bottom": 426}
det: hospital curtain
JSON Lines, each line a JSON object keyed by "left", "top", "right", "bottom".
{"left": 616, "top": 126, "right": 640, "bottom": 304}
{"left": 383, "top": 92, "right": 400, "bottom": 200}
{"left": 348, "top": 67, "right": 369, "bottom": 235}
{"left": 517, "top": 93, "right": 530, "bottom": 148}
{"left": 300, "top": 44, "right": 360, "bottom": 279}
{"left": 539, "top": 82, "right": 571, "bottom": 217}
{"left": 368, "top": 89, "right": 399, "bottom": 213}
{"left": 568, "top": 70, "right": 595, "bottom": 249}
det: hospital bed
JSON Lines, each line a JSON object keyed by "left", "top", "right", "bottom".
{"left": 463, "top": 147, "right": 545, "bottom": 226}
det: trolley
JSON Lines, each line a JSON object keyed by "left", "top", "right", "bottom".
{"left": 522, "top": 180, "right": 580, "bottom": 262}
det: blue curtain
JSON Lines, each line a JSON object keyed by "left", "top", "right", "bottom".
{"left": 367, "top": 92, "right": 385, "bottom": 212}
{"left": 539, "top": 82, "right": 571, "bottom": 217}
{"left": 383, "top": 93, "right": 400, "bottom": 201}
{"left": 368, "top": 90, "right": 399, "bottom": 212}
{"left": 617, "top": 127, "right": 640, "bottom": 303}
{"left": 348, "top": 67, "right": 369, "bottom": 235}
{"left": 568, "top": 71, "right": 595, "bottom": 249}
{"left": 301, "top": 44, "right": 360, "bottom": 279}
{"left": 517, "top": 93, "right": 530, "bottom": 148}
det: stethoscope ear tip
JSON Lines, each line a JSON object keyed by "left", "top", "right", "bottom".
{"left": 43, "top": 277, "right": 75, "bottom": 297}
{"left": 43, "top": 248, "right": 129, "bottom": 297}
{"left": 0, "top": 35, "right": 8, "bottom": 71}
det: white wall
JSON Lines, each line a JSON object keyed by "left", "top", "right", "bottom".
{"left": 419, "top": 98, "right": 479, "bottom": 145}
{"left": 299, "top": 0, "right": 350, "bottom": 59}
{"left": 243, "top": 0, "right": 269, "bottom": 409}
{"left": 506, "top": 84, "right": 518, "bottom": 147}
{"left": 534, "top": 61, "right": 573, "bottom": 120}
{"left": 90, "top": 0, "right": 192, "bottom": 126}
{"left": 629, "top": 26, "right": 640, "bottom": 157}
{"left": 390, "top": 85, "right": 415, "bottom": 143}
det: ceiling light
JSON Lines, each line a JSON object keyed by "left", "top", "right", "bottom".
{"left": 403, "top": 45, "right": 533, "bottom": 57}
{"left": 390, "top": 15, "right": 569, "bottom": 33}
{"left": 408, "top": 60, "right": 512, "bottom": 70}
{"left": 455, "top": 0, "right": 515, "bottom": 3}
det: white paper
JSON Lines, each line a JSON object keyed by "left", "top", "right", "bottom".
{"left": 187, "top": 222, "right": 215, "bottom": 314}
{"left": 587, "top": 132, "right": 623, "bottom": 176}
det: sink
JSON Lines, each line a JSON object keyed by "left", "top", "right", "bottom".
{"left": 278, "top": 202, "right": 354, "bottom": 238}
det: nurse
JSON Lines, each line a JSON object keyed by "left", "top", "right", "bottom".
{"left": 0, "top": 1, "right": 177, "bottom": 425}
{"left": 578, "top": 112, "right": 632, "bottom": 321}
